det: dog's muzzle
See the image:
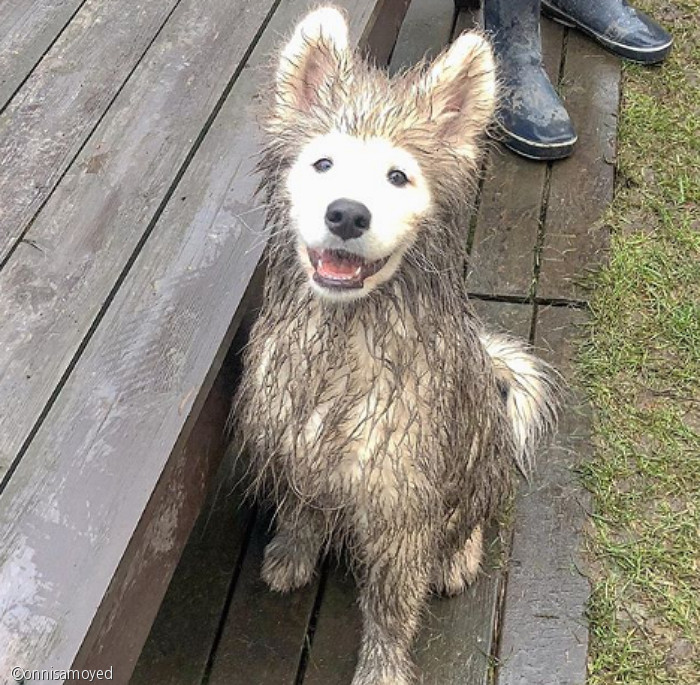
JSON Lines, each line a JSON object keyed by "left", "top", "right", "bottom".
{"left": 308, "top": 248, "right": 389, "bottom": 290}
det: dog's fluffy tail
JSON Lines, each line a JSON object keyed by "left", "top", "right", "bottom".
{"left": 480, "top": 332, "right": 560, "bottom": 476}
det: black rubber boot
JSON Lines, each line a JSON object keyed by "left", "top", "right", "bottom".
{"left": 542, "top": 0, "right": 672, "bottom": 64}
{"left": 484, "top": 0, "right": 576, "bottom": 160}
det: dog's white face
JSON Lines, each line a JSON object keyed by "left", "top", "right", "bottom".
{"left": 287, "top": 131, "right": 432, "bottom": 299}
{"left": 274, "top": 7, "right": 496, "bottom": 301}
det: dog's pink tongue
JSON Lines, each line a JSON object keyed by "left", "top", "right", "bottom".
{"left": 317, "top": 251, "right": 361, "bottom": 279}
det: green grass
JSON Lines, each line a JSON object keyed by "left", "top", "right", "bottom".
{"left": 577, "top": 1, "right": 700, "bottom": 682}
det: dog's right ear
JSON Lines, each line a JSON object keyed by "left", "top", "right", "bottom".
{"left": 276, "top": 7, "right": 350, "bottom": 113}
{"left": 419, "top": 32, "right": 497, "bottom": 159}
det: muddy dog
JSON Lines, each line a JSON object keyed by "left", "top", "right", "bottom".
{"left": 232, "top": 7, "right": 558, "bottom": 683}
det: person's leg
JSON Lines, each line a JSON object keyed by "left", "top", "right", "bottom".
{"left": 542, "top": 0, "right": 672, "bottom": 64}
{"left": 484, "top": 0, "right": 577, "bottom": 160}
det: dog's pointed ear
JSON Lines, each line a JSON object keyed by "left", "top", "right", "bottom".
{"left": 420, "top": 32, "right": 496, "bottom": 157}
{"left": 276, "top": 7, "right": 350, "bottom": 113}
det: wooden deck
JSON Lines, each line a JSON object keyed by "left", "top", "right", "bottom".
{"left": 130, "top": 1, "right": 620, "bottom": 684}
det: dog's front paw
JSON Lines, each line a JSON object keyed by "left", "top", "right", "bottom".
{"left": 432, "top": 525, "right": 483, "bottom": 597}
{"left": 261, "top": 534, "right": 316, "bottom": 593}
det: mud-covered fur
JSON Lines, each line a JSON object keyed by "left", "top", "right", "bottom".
{"left": 232, "top": 8, "right": 558, "bottom": 684}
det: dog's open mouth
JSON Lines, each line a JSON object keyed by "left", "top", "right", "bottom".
{"left": 308, "top": 248, "right": 390, "bottom": 290}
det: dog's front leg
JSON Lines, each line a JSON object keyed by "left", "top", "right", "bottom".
{"left": 262, "top": 500, "right": 325, "bottom": 593}
{"left": 352, "top": 524, "right": 432, "bottom": 685}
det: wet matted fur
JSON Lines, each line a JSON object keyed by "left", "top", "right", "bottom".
{"left": 231, "top": 7, "right": 559, "bottom": 684}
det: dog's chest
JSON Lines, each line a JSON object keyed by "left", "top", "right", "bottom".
{"left": 252, "top": 306, "right": 438, "bottom": 505}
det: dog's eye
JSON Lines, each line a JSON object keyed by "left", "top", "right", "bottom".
{"left": 387, "top": 169, "right": 409, "bottom": 187}
{"left": 312, "top": 158, "right": 333, "bottom": 173}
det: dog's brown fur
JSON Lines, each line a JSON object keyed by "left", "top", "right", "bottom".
{"left": 231, "top": 8, "right": 558, "bottom": 684}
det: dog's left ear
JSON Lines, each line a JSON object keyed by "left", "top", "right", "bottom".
{"left": 276, "top": 7, "right": 351, "bottom": 113}
{"left": 420, "top": 32, "right": 496, "bottom": 157}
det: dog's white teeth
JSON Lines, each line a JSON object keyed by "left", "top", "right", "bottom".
{"left": 353, "top": 266, "right": 362, "bottom": 277}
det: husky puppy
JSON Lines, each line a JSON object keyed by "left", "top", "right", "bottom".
{"left": 233, "top": 7, "right": 558, "bottom": 684}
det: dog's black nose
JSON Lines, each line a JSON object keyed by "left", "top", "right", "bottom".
{"left": 325, "top": 199, "right": 371, "bottom": 241}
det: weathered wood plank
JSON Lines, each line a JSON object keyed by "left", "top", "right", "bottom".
{"left": 467, "top": 151, "right": 546, "bottom": 298}
{"left": 0, "top": 0, "right": 277, "bottom": 480}
{"left": 388, "top": 0, "right": 454, "bottom": 74}
{"left": 496, "top": 305, "right": 591, "bottom": 685}
{"left": 0, "top": 0, "right": 86, "bottom": 111}
{"left": 129, "top": 321, "right": 258, "bottom": 685}
{"left": 0, "top": 0, "right": 183, "bottom": 261}
{"left": 467, "top": 19, "right": 564, "bottom": 298}
{"left": 470, "top": 299, "right": 533, "bottom": 341}
{"left": 537, "top": 34, "right": 619, "bottom": 301}
{"left": 357, "top": 0, "right": 412, "bottom": 67}
{"left": 129, "top": 438, "right": 254, "bottom": 685}
{"left": 207, "top": 517, "right": 321, "bottom": 685}
{"left": 72, "top": 353, "right": 249, "bottom": 683}
{"left": 302, "top": 565, "right": 363, "bottom": 685}
{"left": 0, "top": 0, "right": 409, "bottom": 678}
